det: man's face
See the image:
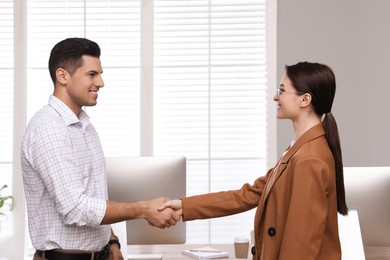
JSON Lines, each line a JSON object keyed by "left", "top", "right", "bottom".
{"left": 60, "top": 55, "right": 104, "bottom": 115}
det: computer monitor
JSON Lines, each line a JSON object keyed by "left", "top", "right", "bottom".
{"left": 106, "top": 156, "right": 186, "bottom": 245}
{"left": 343, "top": 166, "right": 390, "bottom": 248}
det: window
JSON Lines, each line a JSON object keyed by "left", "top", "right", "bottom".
{"left": 151, "top": 0, "right": 267, "bottom": 242}
{"left": 0, "top": 0, "right": 14, "bottom": 239}
{"left": 4, "top": 0, "right": 268, "bottom": 255}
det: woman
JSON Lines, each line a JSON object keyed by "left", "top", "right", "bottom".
{"left": 160, "top": 61, "right": 348, "bottom": 260}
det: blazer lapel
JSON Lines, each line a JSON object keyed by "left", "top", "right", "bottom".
{"left": 261, "top": 156, "right": 287, "bottom": 203}
{"left": 261, "top": 124, "right": 326, "bottom": 203}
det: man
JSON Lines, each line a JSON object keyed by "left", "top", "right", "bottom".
{"left": 21, "top": 37, "right": 181, "bottom": 260}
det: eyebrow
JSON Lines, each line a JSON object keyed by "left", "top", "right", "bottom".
{"left": 86, "top": 69, "right": 103, "bottom": 75}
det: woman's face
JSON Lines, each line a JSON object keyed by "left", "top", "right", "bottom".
{"left": 274, "top": 73, "right": 303, "bottom": 120}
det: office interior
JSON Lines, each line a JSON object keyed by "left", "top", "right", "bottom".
{"left": 0, "top": 0, "right": 389, "bottom": 259}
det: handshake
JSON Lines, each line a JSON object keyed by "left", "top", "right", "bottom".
{"left": 145, "top": 198, "right": 183, "bottom": 229}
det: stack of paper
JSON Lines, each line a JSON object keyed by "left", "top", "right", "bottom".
{"left": 182, "top": 246, "right": 229, "bottom": 259}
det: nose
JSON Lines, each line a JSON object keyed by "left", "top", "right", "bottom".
{"left": 97, "top": 74, "right": 104, "bottom": 88}
{"left": 273, "top": 93, "right": 279, "bottom": 101}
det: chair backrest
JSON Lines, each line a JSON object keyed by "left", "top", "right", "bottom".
{"left": 338, "top": 210, "right": 365, "bottom": 260}
{"left": 343, "top": 166, "right": 390, "bottom": 248}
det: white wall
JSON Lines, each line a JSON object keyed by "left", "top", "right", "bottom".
{"left": 276, "top": 0, "right": 390, "bottom": 167}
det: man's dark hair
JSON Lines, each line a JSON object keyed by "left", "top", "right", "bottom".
{"left": 48, "top": 37, "right": 101, "bottom": 84}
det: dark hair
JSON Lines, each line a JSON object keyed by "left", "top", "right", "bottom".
{"left": 48, "top": 37, "right": 101, "bottom": 84}
{"left": 285, "top": 61, "right": 348, "bottom": 215}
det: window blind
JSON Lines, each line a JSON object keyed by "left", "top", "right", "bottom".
{"left": 83, "top": 0, "right": 142, "bottom": 156}
{"left": 0, "top": 0, "right": 14, "bottom": 164}
{"left": 153, "top": 0, "right": 266, "bottom": 243}
{"left": 16, "top": 0, "right": 266, "bottom": 254}
{"left": 0, "top": 0, "right": 14, "bottom": 239}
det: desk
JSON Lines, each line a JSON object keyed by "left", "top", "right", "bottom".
{"left": 127, "top": 244, "right": 251, "bottom": 259}
{"left": 119, "top": 210, "right": 366, "bottom": 260}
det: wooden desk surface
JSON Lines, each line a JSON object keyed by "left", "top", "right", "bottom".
{"left": 127, "top": 244, "right": 251, "bottom": 259}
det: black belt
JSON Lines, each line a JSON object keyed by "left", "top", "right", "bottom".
{"left": 36, "top": 245, "right": 109, "bottom": 260}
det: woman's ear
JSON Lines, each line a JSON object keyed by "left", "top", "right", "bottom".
{"left": 300, "top": 93, "right": 312, "bottom": 108}
{"left": 56, "top": 68, "right": 68, "bottom": 85}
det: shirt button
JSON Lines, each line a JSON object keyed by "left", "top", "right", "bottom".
{"left": 268, "top": 227, "right": 276, "bottom": 237}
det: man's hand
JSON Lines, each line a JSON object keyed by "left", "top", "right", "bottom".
{"left": 158, "top": 199, "right": 182, "bottom": 212}
{"left": 144, "top": 197, "right": 182, "bottom": 229}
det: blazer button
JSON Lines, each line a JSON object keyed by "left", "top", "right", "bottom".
{"left": 268, "top": 227, "right": 276, "bottom": 237}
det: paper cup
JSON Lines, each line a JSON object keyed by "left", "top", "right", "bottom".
{"left": 234, "top": 237, "right": 249, "bottom": 258}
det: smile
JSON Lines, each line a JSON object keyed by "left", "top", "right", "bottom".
{"left": 89, "top": 89, "right": 99, "bottom": 98}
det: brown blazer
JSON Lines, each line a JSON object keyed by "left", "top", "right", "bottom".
{"left": 181, "top": 124, "right": 341, "bottom": 260}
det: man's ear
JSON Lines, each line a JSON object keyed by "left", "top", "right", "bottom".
{"left": 56, "top": 68, "right": 68, "bottom": 85}
{"left": 300, "top": 93, "right": 312, "bottom": 108}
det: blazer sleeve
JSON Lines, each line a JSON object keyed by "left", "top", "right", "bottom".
{"left": 181, "top": 168, "right": 272, "bottom": 221}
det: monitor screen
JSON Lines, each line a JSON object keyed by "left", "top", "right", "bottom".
{"left": 106, "top": 156, "right": 186, "bottom": 245}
